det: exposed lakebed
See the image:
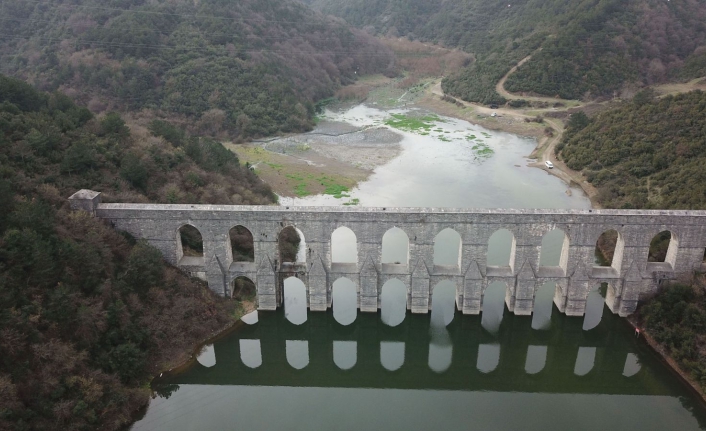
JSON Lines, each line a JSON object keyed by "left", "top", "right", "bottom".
{"left": 237, "top": 103, "right": 590, "bottom": 209}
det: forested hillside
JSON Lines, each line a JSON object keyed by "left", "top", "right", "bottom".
{"left": 305, "top": 0, "right": 706, "bottom": 104}
{"left": 0, "top": 0, "right": 395, "bottom": 139}
{"left": 557, "top": 90, "right": 706, "bottom": 209}
{"left": 0, "top": 75, "right": 273, "bottom": 429}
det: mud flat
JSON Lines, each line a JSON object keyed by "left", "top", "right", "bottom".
{"left": 227, "top": 119, "right": 402, "bottom": 199}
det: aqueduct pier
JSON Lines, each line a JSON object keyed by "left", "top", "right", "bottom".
{"left": 70, "top": 190, "right": 706, "bottom": 318}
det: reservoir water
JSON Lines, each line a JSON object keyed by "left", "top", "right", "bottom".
{"left": 131, "top": 104, "right": 706, "bottom": 430}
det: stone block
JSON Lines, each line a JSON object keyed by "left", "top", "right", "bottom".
{"left": 258, "top": 294, "right": 277, "bottom": 311}
{"left": 360, "top": 295, "right": 378, "bottom": 312}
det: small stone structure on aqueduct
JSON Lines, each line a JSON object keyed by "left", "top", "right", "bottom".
{"left": 70, "top": 190, "right": 706, "bottom": 318}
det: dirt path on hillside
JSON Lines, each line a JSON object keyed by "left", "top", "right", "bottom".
{"left": 653, "top": 77, "right": 706, "bottom": 97}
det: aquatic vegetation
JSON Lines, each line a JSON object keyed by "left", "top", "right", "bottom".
{"left": 466, "top": 135, "right": 477, "bottom": 140}
{"left": 471, "top": 141, "right": 495, "bottom": 160}
{"left": 384, "top": 113, "right": 436, "bottom": 133}
{"left": 343, "top": 198, "right": 360, "bottom": 206}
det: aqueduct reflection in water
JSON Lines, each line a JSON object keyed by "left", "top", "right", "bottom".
{"left": 180, "top": 307, "right": 675, "bottom": 396}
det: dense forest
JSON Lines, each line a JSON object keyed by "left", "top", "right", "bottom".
{"left": 0, "top": 0, "right": 396, "bottom": 139}
{"left": 0, "top": 74, "right": 274, "bottom": 429}
{"left": 305, "top": 0, "right": 706, "bottom": 104}
{"left": 557, "top": 90, "right": 706, "bottom": 209}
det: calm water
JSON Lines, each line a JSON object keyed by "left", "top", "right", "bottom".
{"left": 132, "top": 104, "right": 706, "bottom": 430}
{"left": 134, "top": 309, "right": 706, "bottom": 431}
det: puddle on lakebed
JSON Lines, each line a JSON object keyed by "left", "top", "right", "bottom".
{"left": 279, "top": 104, "right": 590, "bottom": 209}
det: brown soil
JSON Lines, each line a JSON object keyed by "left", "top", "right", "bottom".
{"left": 224, "top": 140, "right": 398, "bottom": 198}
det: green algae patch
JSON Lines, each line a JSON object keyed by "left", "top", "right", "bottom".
{"left": 471, "top": 141, "right": 494, "bottom": 161}
{"left": 384, "top": 113, "right": 437, "bottom": 133}
{"left": 316, "top": 175, "right": 351, "bottom": 198}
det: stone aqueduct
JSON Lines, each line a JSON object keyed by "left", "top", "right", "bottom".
{"left": 70, "top": 190, "right": 706, "bottom": 318}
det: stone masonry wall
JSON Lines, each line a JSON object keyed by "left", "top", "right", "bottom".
{"left": 72, "top": 193, "right": 706, "bottom": 318}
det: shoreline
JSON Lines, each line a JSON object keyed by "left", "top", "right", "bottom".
{"left": 416, "top": 84, "right": 602, "bottom": 209}
{"left": 626, "top": 316, "right": 706, "bottom": 407}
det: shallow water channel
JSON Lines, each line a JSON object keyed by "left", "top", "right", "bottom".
{"left": 132, "top": 105, "right": 706, "bottom": 430}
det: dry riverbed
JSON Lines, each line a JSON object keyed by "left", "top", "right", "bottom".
{"left": 225, "top": 122, "right": 402, "bottom": 201}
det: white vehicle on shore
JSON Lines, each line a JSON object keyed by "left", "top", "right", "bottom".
{"left": 545, "top": 160, "right": 554, "bottom": 169}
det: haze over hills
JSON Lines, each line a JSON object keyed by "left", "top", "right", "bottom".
{"left": 304, "top": 0, "right": 706, "bottom": 104}
{"left": 0, "top": 0, "right": 396, "bottom": 139}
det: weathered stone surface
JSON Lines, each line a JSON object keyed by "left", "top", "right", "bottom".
{"left": 73, "top": 192, "right": 706, "bottom": 317}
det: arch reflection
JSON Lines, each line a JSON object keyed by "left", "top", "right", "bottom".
{"left": 477, "top": 343, "right": 500, "bottom": 373}
{"left": 286, "top": 340, "right": 309, "bottom": 370}
{"left": 334, "top": 341, "right": 357, "bottom": 370}
{"left": 574, "top": 346, "right": 596, "bottom": 376}
{"left": 525, "top": 345, "right": 547, "bottom": 375}
{"left": 239, "top": 339, "right": 262, "bottom": 369}
{"left": 623, "top": 353, "right": 641, "bottom": 377}
{"left": 381, "top": 341, "right": 405, "bottom": 371}
{"left": 196, "top": 344, "right": 216, "bottom": 368}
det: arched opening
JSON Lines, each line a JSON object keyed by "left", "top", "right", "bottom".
{"left": 381, "top": 279, "right": 407, "bottom": 327}
{"left": 331, "top": 226, "right": 358, "bottom": 264}
{"left": 525, "top": 345, "right": 547, "bottom": 374}
{"left": 177, "top": 224, "right": 204, "bottom": 265}
{"left": 283, "top": 277, "right": 307, "bottom": 325}
{"left": 239, "top": 339, "right": 262, "bottom": 369}
{"left": 623, "top": 353, "right": 641, "bottom": 377}
{"left": 539, "top": 228, "right": 569, "bottom": 272}
{"left": 232, "top": 276, "right": 256, "bottom": 301}
{"left": 532, "top": 282, "right": 556, "bottom": 330}
{"left": 648, "top": 230, "right": 678, "bottom": 269}
{"left": 232, "top": 276, "right": 258, "bottom": 324}
{"left": 278, "top": 226, "right": 305, "bottom": 265}
{"left": 286, "top": 340, "right": 309, "bottom": 370}
{"left": 583, "top": 284, "right": 606, "bottom": 331}
{"left": 433, "top": 228, "right": 462, "bottom": 270}
{"left": 487, "top": 229, "right": 516, "bottom": 272}
{"left": 332, "top": 277, "right": 357, "bottom": 326}
{"left": 481, "top": 281, "right": 507, "bottom": 334}
{"left": 333, "top": 341, "right": 357, "bottom": 370}
{"left": 381, "top": 227, "right": 409, "bottom": 268}
{"left": 380, "top": 341, "right": 405, "bottom": 371}
{"left": 431, "top": 281, "right": 456, "bottom": 327}
{"left": 574, "top": 346, "right": 596, "bottom": 376}
{"left": 196, "top": 344, "right": 215, "bottom": 368}
{"left": 230, "top": 226, "right": 254, "bottom": 262}
{"left": 594, "top": 230, "right": 623, "bottom": 269}
{"left": 477, "top": 343, "right": 500, "bottom": 373}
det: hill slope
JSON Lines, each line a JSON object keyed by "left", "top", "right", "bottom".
{"left": 305, "top": 0, "right": 706, "bottom": 104}
{"left": 0, "top": 0, "right": 395, "bottom": 139}
{"left": 0, "top": 74, "right": 274, "bottom": 429}
{"left": 557, "top": 90, "right": 706, "bottom": 209}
